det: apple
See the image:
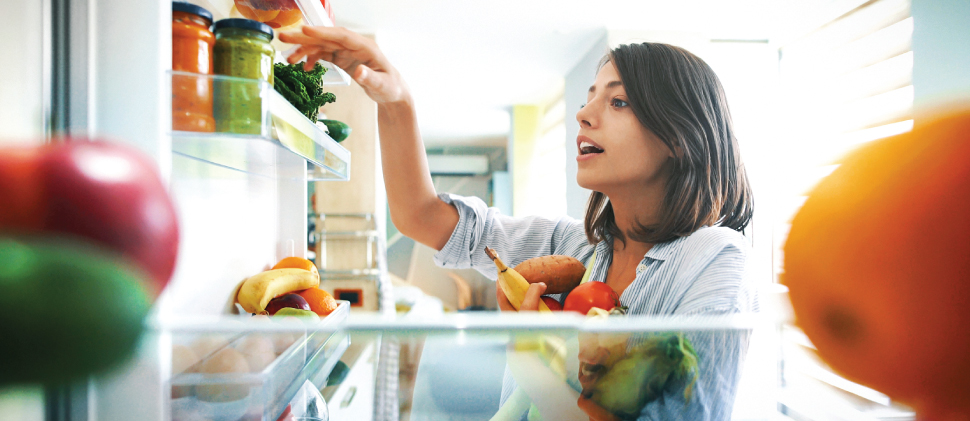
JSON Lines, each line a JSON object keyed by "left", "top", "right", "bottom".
{"left": 0, "top": 139, "right": 180, "bottom": 293}
{"left": 541, "top": 296, "right": 563, "bottom": 311}
{"left": 265, "top": 293, "right": 310, "bottom": 315}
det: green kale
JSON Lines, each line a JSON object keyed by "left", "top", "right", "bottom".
{"left": 273, "top": 62, "right": 337, "bottom": 121}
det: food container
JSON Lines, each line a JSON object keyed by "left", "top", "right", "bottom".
{"left": 213, "top": 18, "right": 275, "bottom": 134}
{"left": 168, "top": 301, "right": 349, "bottom": 421}
{"left": 314, "top": 213, "right": 379, "bottom": 272}
{"left": 172, "top": 2, "right": 215, "bottom": 132}
{"left": 233, "top": 0, "right": 305, "bottom": 30}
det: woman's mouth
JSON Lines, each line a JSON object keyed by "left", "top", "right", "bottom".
{"left": 577, "top": 136, "right": 605, "bottom": 162}
{"left": 579, "top": 141, "right": 605, "bottom": 155}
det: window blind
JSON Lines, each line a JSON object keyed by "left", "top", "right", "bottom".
{"left": 775, "top": 0, "right": 917, "bottom": 419}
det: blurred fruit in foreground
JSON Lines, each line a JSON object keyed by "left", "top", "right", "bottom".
{"left": 784, "top": 111, "right": 970, "bottom": 418}
{"left": 0, "top": 236, "right": 151, "bottom": 385}
{"left": 297, "top": 287, "right": 338, "bottom": 316}
{"left": 0, "top": 139, "right": 180, "bottom": 293}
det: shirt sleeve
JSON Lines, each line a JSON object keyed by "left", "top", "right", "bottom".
{"left": 432, "top": 192, "right": 590, "bottom": 281}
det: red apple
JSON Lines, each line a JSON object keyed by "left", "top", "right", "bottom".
{"left": 265, "top": 294, "right": 310, "bottom": 315}
{"left": 0, "top": 139, "right": 180, "bottom": 293}
{"left": 541, "top": 296, "right": 563, "bottom": 311}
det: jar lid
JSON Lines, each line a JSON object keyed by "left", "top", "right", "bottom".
{"left": 172, "top": 1, "right": 213, "bottom": 23}
{"left": 214, "top": 18, "right": 274, "bottom": 38}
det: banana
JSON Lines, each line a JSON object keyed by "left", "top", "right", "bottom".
{"left": 236, "top": 268, "right": 320, "bottom": 314}
{"left": 485, "top": 247, "right": 551, "bottom": 312}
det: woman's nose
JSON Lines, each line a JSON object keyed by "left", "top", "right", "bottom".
{"left": 576, "top": 103, "right": 594, "bottom": 128}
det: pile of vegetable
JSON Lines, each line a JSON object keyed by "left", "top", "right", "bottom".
{"left": 273, "top": 62, "right": 336, "bottom": 121}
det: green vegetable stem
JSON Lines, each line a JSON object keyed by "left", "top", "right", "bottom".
{"left": 274, "top": 62, "right": 337, "bottom": 121}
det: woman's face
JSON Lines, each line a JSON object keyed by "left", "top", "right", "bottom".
{"left": 575, "top": 62, "right": 674, "bottom": 196}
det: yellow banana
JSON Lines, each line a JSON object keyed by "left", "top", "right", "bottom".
{"left": 236, "top": 268, "right": 320, "bottom": 314}
{"left": 485, "top": 247, "right": 551, "bottom": 312}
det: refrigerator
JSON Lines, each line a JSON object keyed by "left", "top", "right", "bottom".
{"left": 5, "top": 0, "right": 952, "bottom": 420}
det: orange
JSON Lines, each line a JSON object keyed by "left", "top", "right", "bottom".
{"left": 783, "top": 111, "right": 970, "bottom": 418}
{"left": 297, "top": 288, "right": 338, "bottom": 316}
{"left": 272, "top": 256, "right": 318, "bottom": 278}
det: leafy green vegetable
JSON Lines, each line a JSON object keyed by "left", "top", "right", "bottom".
{"left": 584, "top": 333, "right": 699, "bottom": 419}
{"left": 273, "top": 62, "right": 337, "bottom": 121}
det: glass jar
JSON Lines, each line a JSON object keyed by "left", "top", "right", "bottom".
{"left": 212, "top": 19, "right": 275, "bottom": 134}
{"left": 171, "top": 2, "right": 215, "bottom": 132}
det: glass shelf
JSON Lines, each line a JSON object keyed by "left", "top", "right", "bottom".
{"left": 170, "top": 71, "right": 350, "bottom": 181}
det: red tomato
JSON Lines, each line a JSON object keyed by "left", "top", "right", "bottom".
{"left": 563, "top": 282, "right": 619, "bottom": 315}
{"left": 541, "top": 296, "right": 563, "bottom": 311}
{"left": 0, "top": 140, "right": 180, "bottom": 294}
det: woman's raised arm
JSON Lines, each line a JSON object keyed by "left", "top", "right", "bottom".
{"left": 280, "top": 27, "right": 458, "bottom": 250}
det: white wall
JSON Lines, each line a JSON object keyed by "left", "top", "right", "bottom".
{"left": 0, "top": 0, "right": 45, "bottom": 143}
{"left": 563, "top": 31, "right": 608, "bottom": 220}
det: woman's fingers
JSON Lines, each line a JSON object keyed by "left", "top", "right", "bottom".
{"left": 519, "top": 283, "right": 547, "bottom": 312}
{"left": 496, "top": 285, "right": 515, "bottom": 312}
{"left": 302, "top": 26, "right": 371, "bottom": 51}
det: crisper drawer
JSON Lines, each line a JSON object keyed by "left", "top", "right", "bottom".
{"left": 167, "top": 301, "right": 349, "bottom": 421}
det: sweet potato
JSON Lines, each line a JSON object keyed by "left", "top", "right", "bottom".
{"left": 514, "top": 255, "right": 586, "bottom": 294}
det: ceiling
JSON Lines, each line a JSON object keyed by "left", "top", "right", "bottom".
{"left": 327, "top": 0, "right": 821, "bottom": 146}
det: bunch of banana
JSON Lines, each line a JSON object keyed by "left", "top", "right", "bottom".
{"left": 484, "top": 247, "right": 552, "bottom": 312}
{"left": 236, "top": 268, "right": 320, "bottom": 314}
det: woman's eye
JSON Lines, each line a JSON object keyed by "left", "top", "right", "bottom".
{"left": 579, "top": 103, "right": 586, "bottom": 109}
{"left": 611, "top": 98, "right": 629, "bottom": 108}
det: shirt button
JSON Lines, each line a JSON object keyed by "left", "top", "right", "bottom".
{"left": 636, "top": 263, "right": 647, "bottom": 274}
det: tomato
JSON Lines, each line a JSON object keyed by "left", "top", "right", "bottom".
{"left": 563, "top": 282, "right": 620, "bottom": 315}
{"left": 0, "top": 140, "right": 180, "bottom": 294}
{"left": 541, "top": 296, "right": 563, "bottom": 311}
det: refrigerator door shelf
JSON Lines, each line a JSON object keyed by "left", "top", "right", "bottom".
{"left": 165, "top": 300, "right": 350, "bottom": 421}
{"left": 170, "top": 71, "right": 350, "bottom": 181}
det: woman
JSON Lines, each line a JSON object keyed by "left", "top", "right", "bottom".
{"left": 281, "top": 27, "right": 756, "bottom": 420}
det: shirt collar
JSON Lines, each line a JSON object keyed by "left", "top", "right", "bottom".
{"left": 645, "top": 238, "right": 681, "bottom": 261}
{"left": 602, "top": 231, "right": 684, "bottom": 262}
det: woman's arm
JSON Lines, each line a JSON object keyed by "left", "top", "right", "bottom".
{"left": 376, "top": 99, "right": 458, "bottom": 250}
{"left": 280, "top": 27, "right": 458, "bottom": 250}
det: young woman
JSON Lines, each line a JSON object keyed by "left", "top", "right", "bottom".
{"left": 281, "top": 27, "right": 756, "bottom": 420}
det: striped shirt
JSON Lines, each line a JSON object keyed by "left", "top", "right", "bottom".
{"left": 433, "top": 192, "right": 758, "bottom": 420}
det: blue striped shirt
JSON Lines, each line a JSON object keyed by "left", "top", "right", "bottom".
{"left": 433, "top": 193, "right": 758, "bottom": 420}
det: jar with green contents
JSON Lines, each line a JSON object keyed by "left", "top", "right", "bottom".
{"left": 212, "top": 18, "right": 274, "bottom": 134}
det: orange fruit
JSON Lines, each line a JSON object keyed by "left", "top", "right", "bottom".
{"left": 783, "top": 111, "right": 970, "bottom": 418}
{"left": 272, "top": 256, "right": 318, "bottom": 277}
{"left": 297, "top": 288, "right": 338, "bottom": 316}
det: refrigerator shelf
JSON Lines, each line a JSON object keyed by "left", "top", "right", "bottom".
{"left": 170, "top": 71, "right": 350, "bottom": 181}
{"left": 187, "top": 0, "right": 351, "bottom": 85}
{"left": 165, "top": 300, "right": 350, "bottom": 421}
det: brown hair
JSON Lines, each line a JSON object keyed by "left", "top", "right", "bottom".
{"left": 584, "top": 42, "right": 754, "bottom": 245}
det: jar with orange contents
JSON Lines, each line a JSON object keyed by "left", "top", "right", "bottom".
{"left": 172, "top": 2, "right": 216, "bottom": 132}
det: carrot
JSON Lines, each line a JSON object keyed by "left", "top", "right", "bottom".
{"left": 514, "top": 255, "right": 586, "bottom": 294}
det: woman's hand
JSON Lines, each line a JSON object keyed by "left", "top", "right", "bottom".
{"left": 496, "top": 282, "right": 547, "bottom": 312}
{"left": 279, "top": 26, "right": 410, "bottom": 104}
